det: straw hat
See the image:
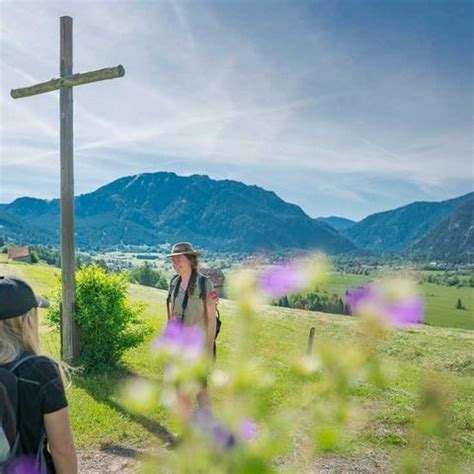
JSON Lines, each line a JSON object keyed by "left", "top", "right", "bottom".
{"left": 166, "top": 242, "right": 201, "bottom": 257}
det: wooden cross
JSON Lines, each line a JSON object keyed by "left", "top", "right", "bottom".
{"left": 10, "top": 16, "right": 125, "bottom": 363}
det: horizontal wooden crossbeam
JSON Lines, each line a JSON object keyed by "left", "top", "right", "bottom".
{"left": 10, "top": 65, "right": 125, "bottom": 99}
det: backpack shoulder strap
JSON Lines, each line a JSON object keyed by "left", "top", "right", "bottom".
{"left": 8, "top": 354, "right": 38, "bottom": 373}
{"left": 167, "top": 275, "right": 180, "bottom": 300}
{"left": 198, "top": 274, "right": 208, "bottom": 300}
{"left": 167, "top": 275, "right": 181, "bottom": 305}
{"left": 166, "top": 275, "right": 181, "bottom": 321}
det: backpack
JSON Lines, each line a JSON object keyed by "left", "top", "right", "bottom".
{"left": 166, "top": 272, "right": 222, "bottom": 340}
{"left": 0, "top": 354, "right": 47, "bottom": 473}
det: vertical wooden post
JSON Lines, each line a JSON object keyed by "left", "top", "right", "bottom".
{"left": 60, "top": 16, "right": 78, "bottom": 362}
{"left": 11, "top": 17, "right": 125, "bottom": 363}
{"left": 306, "top": 326, "right": 315, "bottom": 355}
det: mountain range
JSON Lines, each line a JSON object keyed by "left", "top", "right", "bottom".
{"left": 1, "top": 172, "right": 472, "bottom": 260}
{"left": 409, "top": 197, "right": 474, "bottom": 261}
{"left": 0, "top": 172, "right": 354, "bottom": 254}
{"left": 343, "top": 191, "right": 473, "bottom": 259}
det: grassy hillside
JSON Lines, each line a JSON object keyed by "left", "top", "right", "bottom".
{"left": 1, "top": 257, "right": 473, "bottom": 471}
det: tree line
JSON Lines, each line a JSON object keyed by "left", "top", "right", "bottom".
{"left": 273, "top": 290, "right": 349, "bottom": 315}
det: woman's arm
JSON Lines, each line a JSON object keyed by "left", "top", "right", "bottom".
{"left": 44, "top": 407, "right": 78, "bottom": 474}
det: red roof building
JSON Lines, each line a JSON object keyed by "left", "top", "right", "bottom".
{"left": 8, "top": 246, "right": 32, "bottom": 263}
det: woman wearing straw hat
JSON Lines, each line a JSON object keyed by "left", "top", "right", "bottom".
{"left": 166, "top": 242, "right": 219, "bottom": 410}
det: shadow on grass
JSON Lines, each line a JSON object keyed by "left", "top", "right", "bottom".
{"left": 100, "top": 443, "right": 142, "bottom": 459}
{"left": 74, "top": 366, "right": 178, "bottom": 449}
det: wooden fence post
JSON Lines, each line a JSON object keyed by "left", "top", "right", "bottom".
{"left": 306, "top": 326, "right": 315, "bottom": 355}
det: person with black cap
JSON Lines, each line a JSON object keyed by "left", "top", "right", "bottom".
{"left": 0, "top": 275, "right": 77, "bottom": 474}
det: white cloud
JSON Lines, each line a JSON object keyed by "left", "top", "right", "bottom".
{"left": 0, "top": 0, "right": 471, "bottom": 218}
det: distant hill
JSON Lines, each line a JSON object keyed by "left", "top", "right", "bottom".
{"left": 344, "top": 192, "right": 474, "bottom": 252}
{"left": 0, "top": 172, "right": 355, "bottom": 254}
{"left": 409, "top": 197, "right": 474, "bottom": 261}
{"left": 0, "top": 206, "right": 55, "bottom": 244}
{"left": 316, "top": 216, "right": 356, "bottom": 232}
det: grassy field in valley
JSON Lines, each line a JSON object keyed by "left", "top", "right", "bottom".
{"left": 0, "top": 256, "right": 473, "bottom": 471}
{"left": 323, "top": 272, "right": 473, "bottom": 330}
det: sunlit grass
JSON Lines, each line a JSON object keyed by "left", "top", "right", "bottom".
{"left": 0, "top": 259, "right": 472, "bottom": 470}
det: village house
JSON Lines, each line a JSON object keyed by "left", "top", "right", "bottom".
{"left": 8, "top": 245, "right": 32, "bottom": 263}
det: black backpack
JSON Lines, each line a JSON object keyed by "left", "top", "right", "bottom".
{"left": 166, "top": 272, "right": 222, "bottom": 340}
{"left": 0, "top": 354, "right": 47, "bottom": 473}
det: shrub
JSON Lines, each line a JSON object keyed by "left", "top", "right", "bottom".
{"left": 447, "top": 276, "right": 460, "bottom": 286}
{"left": 47, "top": 265, "right": 152, "bottom": 372}
{"left": 31, "top": 246, "right": 60, "bottom": 267}
{"left": 30, "top": 250, "right": 40, "bottom": 264}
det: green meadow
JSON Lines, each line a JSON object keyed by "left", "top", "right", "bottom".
{"left": 323, "top": 272, "right": 474, "bottom": 330}
{"left": 0, "top": 256, "right": 473, "bottom": 471}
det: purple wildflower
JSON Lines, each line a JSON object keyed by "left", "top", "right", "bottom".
{"left": 239, "top": 418, "right": 258, "bottom": 441}
{"left": 344, "top": 286, "right": 376, "bottom": 314}
{"left": 212, "top": 424, "right": 237, "bottom": 450}
{"left": 156, "top": 320, "right": 183, "bottom": 347}
{"left": 5, "top": 455, "right": 39, "bottom": 474}
{"left": 384, "top": 297, "right": 424, "bottom": 326}
{"left": 258, "top": 264, "right": 305, "bottom": 297}
{"left": 191, "top": 406, "right": 214, "bottom": 429}
{"left": 344, "top": 283, "right": 424, "bottom": 327}
{"left": 152, "top": 321, "right": 205, "bottom": 359}
{"left": 180, "top": 325, "right": 206, "bottom": 358}
{"left": 191, "top": 408, "right": 236, "bottom": 450}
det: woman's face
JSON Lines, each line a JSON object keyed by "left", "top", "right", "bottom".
{"left": 171, "top": 254, "right": 192, "bottom": 275}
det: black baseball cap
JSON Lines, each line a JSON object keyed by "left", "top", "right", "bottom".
{"left": 0, "top": 275, "right": 50, "bottom": 321}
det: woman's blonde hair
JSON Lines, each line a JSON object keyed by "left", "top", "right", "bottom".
{"left": 0, "top": 308, "right": 71, "bottom": 385}
{"left": 0, "top": 308, "right": 41, "bottom": 364}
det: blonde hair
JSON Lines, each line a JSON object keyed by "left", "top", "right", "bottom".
{"left": 0, "top": 308, "right": 41, "bottom": 364}
{"left": 0, "top": 308, "right": 71, "bottom": 385}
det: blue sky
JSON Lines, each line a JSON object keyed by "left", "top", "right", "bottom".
{"left": 0, "top": 0, "right": 472, "bottom": 220}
